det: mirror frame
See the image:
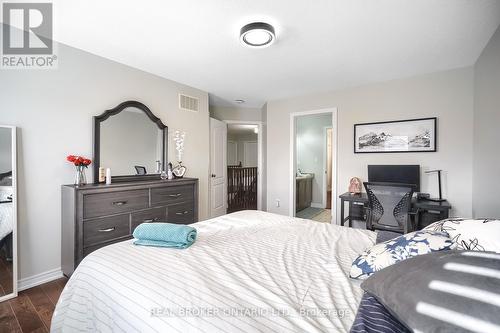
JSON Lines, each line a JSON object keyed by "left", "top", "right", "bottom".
{"left": 0, "top": 125, "right": 17, "bottom": 302}
{"left": 93, "top": 101, "right": 168, "bottom": 183}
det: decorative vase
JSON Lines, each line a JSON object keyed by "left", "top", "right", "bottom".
{"left": 172, "top": 162, "right": 187, "bottom": 178}
{"left": 75, "top": 165, "right": 87, "bottom": 186}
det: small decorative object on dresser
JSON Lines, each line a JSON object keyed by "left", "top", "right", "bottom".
{"left": 61, "top": 178, "right": 199, "bottom": 276}
{"left": 348, "top": 177, "right": 362, "bottom": 194}
{"left": 172, "top": 130, "right": 187, "bottom": 178}
{"left": 67, "top": 155, "right": 91, "bottom": 186}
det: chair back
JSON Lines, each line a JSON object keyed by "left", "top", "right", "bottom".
{"left": 363, "top": 182, "right": 415, "bottom": 233}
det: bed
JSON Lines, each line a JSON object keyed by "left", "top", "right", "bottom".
{"left": 0, "top": 186, "right": 13, "bottom": 242}
{"left": 52, "top": 210, "right": 377, "bottom": 332}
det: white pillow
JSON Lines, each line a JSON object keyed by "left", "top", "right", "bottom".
{"left": 350, "top": 230, "right": 454, "bottom": 280}
{"left": 424, "top": 218, "right": 500, "bottom": 253}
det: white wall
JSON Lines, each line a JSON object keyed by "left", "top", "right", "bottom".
{"left": 210, "top": 106, "right": 262, "bottom": 122}
{"left": 0, "top": 41, "right": 210, "bottom": 281}
{"left": 261, "top": 103, "right": 267, "bottom": 211}
{"left": 473, "top": 25, "right": 500, "bottom": 218}
{"left": 267, "top": 67, "right": 474, "bottom": 220}
{"left": 296, "top": 113, "right": 332, "bottom": 206}
{"left": 0, "top": 128, "right": 12, "bottom": 173}
{"left": 227, "top": 132, "right": 258, "bottom": 166}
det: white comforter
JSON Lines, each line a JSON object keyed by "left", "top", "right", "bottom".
{"left": 0, "top": 203, "right": 13, "bottom": 241}
{"left": 52, "top": 211, "right": 376, "bottom": 333}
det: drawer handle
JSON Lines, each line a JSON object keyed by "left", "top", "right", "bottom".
{"left": 98, "top": 227, "right": 115, "bottom": 233}
{"left": 112, "top": 201, "right": 128, "bottom": 206}
{"left": 175, "top": 211, "right": 189, "bottom": 216}
{"left": 143, "top": 217, "right": 161, "bottom": 223}
{"left": 168, "top": 194, "right": 182, "bottom": 198}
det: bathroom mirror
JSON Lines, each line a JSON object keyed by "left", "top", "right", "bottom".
{"left": 0, "top": 125, "right": 17, "bottom": 302}
{"left": 93, "top": 101, "right": 168, "bottom": 183}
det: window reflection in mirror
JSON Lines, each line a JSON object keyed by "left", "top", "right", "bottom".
{"left": 100, "top": 107, "right": 163, "bottom": 176}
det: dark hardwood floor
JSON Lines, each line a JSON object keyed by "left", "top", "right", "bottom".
{"left": 0, "top": 255, "right": 13, "bottom": 298}
{"left": 0, "top": 277, "right": 68, "bottom": 333}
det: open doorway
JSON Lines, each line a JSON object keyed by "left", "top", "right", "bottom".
{"left": 225, "top": 121, "right": 262, "bottom": 213}
{"left": 290, "top": 109, "right": 337, "bottom": 223}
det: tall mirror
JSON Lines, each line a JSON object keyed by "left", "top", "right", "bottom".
{"left": 93, "top": 101, "right": 168, "bottom": 183}
{"left": 0, "top": 125, "right": 17, "bottom": 301}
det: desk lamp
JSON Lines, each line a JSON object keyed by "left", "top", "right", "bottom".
{"left": 425, "top": 170, "right": 446, "bottom": 202}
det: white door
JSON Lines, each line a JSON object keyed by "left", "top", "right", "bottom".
{"left": 243, "top": 141, "right": 258, "bottom": 167}
{"left": 210, "top": 118, "right": 227, "bottom": 217}
{"left": 227, "top": 141, "right": 237, "bottom": 166}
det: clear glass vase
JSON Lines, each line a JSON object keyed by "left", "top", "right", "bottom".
{"left": 74, "top": 165, "right": 87, "bottom": 186}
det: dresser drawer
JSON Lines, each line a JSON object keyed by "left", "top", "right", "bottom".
{"left": 151, "top": 185, "right": 193, "bottom": 206}
{"left": 83, "top": 214, "right": 130, "bottom": 247}
{"left": 167, "top": 202, "right": 195, "bottom": 224}
{"left": 131, "top": 207, "right": 167, "bottom": 232}
{"left": 83, "top": 189, "right": 149, "bottom": 219}
{"left": 83, "top": 237, "right": 132, "bottom": 258}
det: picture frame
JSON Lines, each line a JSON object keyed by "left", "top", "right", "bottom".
{"left": 134, "top": 165, "right": 147, "bottom": 175}
{"left": 354, "top": 117, "right": 437, "bottom": 153}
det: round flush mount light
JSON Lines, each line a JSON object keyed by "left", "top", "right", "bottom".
{"left": 240, "top": 22, "right": 276, "bottom": 48}
{"left": 234, "top": 99, "right": 245, "bottom": 104}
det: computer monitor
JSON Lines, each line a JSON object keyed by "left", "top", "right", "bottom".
{"left": 367, "top": 165, "right": 420, "bottom": 192}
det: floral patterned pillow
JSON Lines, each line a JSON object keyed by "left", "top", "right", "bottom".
{"left": 349, "top": 231, "right": 454, "bottom": 280}
{"left": 424, "top": 218, "right": 500, "bottom": 252}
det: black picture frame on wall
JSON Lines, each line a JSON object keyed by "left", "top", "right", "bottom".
{"left": 354, "top": 117, "right": 437, "bottom": 153}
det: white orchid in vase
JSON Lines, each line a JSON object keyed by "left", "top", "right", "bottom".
{"left": 172, "top": 130, "right": 187, "bottom": 178}
{"left": 173, "top": 130, "right": 186, "bottom": 162}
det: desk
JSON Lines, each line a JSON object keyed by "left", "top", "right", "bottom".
{"left": 339, "top": 192, "right": 451, "bottom": 230}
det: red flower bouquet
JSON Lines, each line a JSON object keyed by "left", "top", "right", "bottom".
{"left": 67, "top": 155, "right": 92, "bottom": 167}
{"left": 67, "top": 155, "right": 91, "bottom": 186}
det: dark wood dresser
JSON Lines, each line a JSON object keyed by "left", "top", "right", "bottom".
{"left": 61, "top": 178, "right": 198, "bottom": 276}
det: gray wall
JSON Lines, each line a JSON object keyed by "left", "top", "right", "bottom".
{"left": 473, "top": 25, "right": 500, "bottom": 218}
{"left": 267, "top": 67, "right": 474, "bottom": 220}
{"left": 0, "top": 41, "right": 210, "bottom": 281}
{"left": 0, "top": 128, "right": 12, "bottom": 173}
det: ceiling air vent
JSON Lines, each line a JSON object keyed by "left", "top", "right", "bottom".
{"left": 179, "top": 94, "right": 199, "bottom": 112}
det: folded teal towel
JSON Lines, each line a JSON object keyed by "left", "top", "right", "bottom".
{"left": 133, "top": 223, "right": 197, "bottom": 249}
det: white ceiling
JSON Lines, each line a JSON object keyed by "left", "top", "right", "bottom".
{"left": 49, "top": 0, "right": 500, "bottom": 108}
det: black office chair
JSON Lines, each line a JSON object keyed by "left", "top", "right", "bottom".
{"left": 363, "top": 182, "right": 415, "bottom": 234}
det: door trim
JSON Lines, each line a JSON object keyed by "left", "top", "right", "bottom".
{"left": 289, "top": 108, "right": 338, "bottom": 223}
{"left": 323, "top": 126, "right": 333, "bottom": 209}
{"left": 224, "top": 120, "right": 263, "bottom": 211}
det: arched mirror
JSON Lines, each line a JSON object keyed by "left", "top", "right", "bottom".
{"left": 93, "top": 101, "right": 168, "bottom": 183}
{"left": 0, "top": 125, "right": 17, "bottom": 302}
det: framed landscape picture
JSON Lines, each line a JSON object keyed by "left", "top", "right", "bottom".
{"left": 354, "top": 117, "right": 437, "bottom": 153}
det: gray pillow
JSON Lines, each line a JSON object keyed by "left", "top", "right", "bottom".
{"left": 361, "top": 250, "right": 500, "bottom": 333}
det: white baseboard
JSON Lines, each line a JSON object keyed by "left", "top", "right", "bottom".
{"left": 18, "top": 267, "right": 64, "bottom": 291}
{"left": 311, "top": 202, "right": 325, "bottom": 209}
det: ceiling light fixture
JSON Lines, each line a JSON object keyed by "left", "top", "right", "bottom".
{"left": 234, "top": 99, "right": 245, "bottom": 104}
{"left": 240, "top": 22, "right": 276, "bottom": 48}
